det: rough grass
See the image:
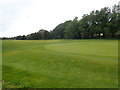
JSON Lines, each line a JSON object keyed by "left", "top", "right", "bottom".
{"left": 2, "top": 39, "right": 118, "bottom": 88}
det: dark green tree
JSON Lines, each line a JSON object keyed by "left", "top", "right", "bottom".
{"left": 65, "top": 17, "right": 80, "bottom": 39}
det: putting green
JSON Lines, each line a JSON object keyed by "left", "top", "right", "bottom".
{"left": 45, "top": 40, "right": 118, "bottom": 57}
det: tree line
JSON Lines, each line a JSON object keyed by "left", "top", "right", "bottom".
{"left": 2, "top": 4, "right": 120, "bottom": 40}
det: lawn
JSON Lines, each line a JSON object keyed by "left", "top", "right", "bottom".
{"left": 0, "top": 40, "right": 2, "bottom": 89}
{"left": 2, "top": 39, "right": 118, "bottom": 88}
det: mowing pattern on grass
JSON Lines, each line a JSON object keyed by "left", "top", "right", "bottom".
{"left": 2, "top": 40, "right": 118, "bottom": 88}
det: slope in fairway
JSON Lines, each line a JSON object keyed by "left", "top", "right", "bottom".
{"left": 2, "top": 40, "right": 118, "bottom": 88}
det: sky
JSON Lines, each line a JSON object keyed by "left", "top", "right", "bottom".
{"left": 0, "top": 0, "right": 120, "bottom": 37}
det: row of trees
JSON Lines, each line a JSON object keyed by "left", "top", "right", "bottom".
{"left": 2, "top": 4, "right": 120, "bottom": 40}
{"left": 2, "top": 29, "right": 52, "bottom": 40}
{"left": 52, "top": 4, "right": 120, "bottom": 39}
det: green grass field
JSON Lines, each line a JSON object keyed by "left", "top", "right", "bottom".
{"left": 2, "top": 39, "right": 118, "bottom": 88}
{"left": 0, "top": 40, "right": 2, "bottom": 89}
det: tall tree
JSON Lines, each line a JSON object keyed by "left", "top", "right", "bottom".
{"left": 52, "top": 20, "right": 71, "bottom": 39}
{"left": 65, "top": 17, "right": 80, "bottom": 39}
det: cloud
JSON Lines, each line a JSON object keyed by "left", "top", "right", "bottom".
{"left": 0, "top": 0, "right": 32, "bottom": 32}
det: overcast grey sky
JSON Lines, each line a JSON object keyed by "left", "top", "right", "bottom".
{"left": 0, "top": 0, "right": 119, "bottom": 37}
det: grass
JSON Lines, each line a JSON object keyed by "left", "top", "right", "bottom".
{"left": 0, "top": 39, "right": 2, "bottom": 89}
{"left": 2, "top": 39, "right": 118, "bottom": 88}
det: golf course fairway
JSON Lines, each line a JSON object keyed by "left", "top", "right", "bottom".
{"left": 2, "top": 39, "right": 118, "bottom": 88}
